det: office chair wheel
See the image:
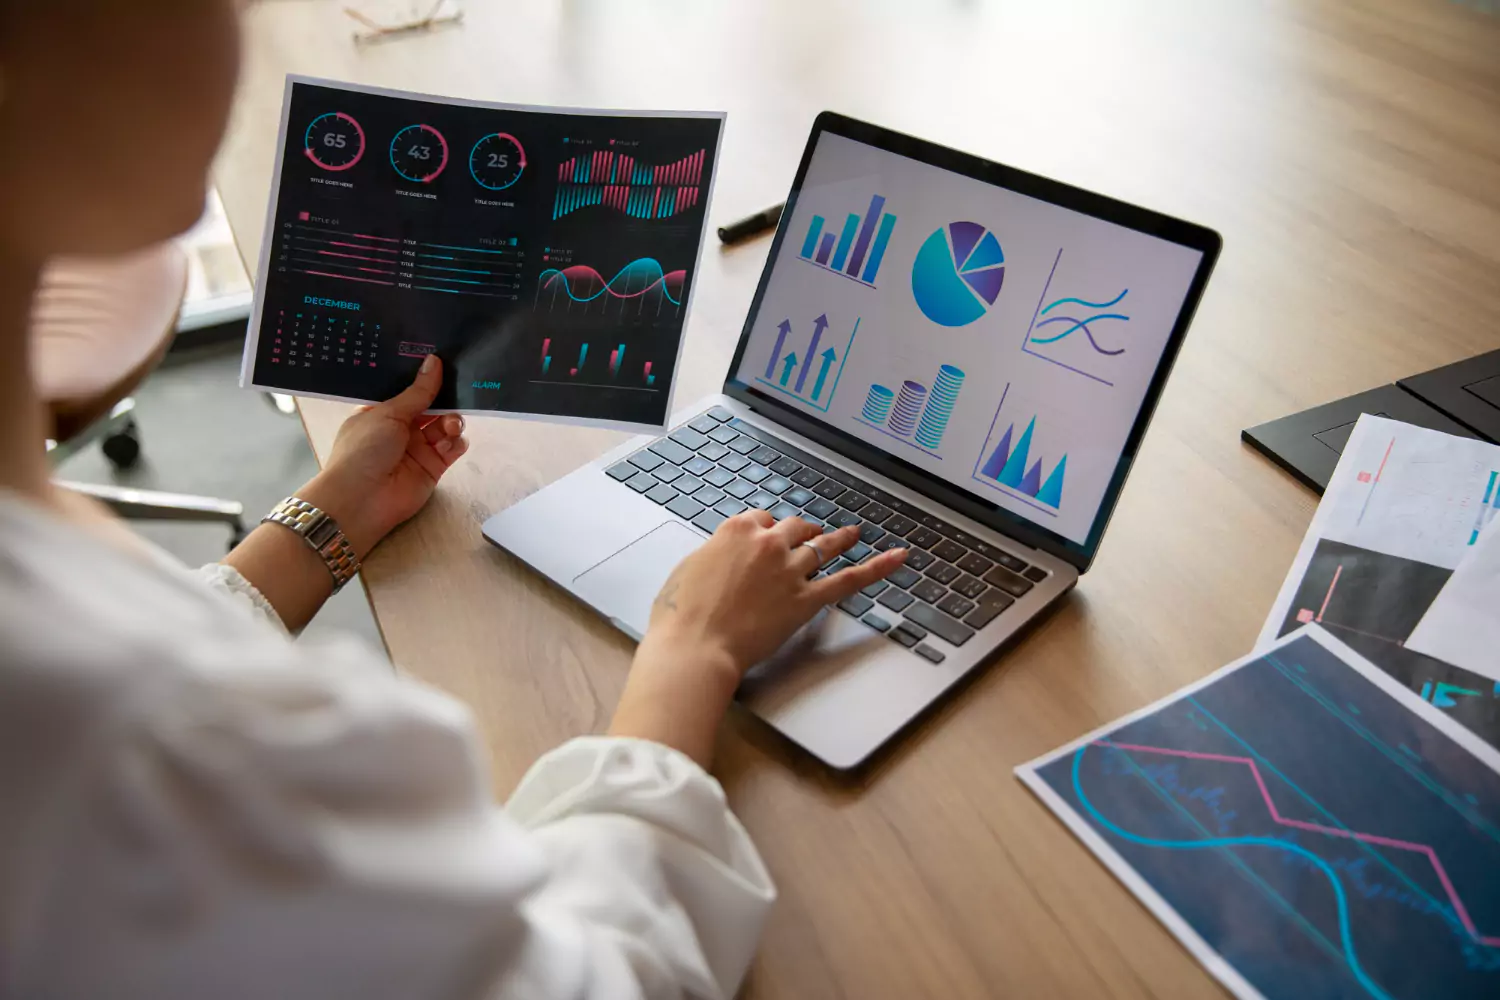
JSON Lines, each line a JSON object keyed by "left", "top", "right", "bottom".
{"left": 101, "top": 419, "right": 142, "bottom": 470}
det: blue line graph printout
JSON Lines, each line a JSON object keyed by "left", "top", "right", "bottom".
{"left": 1017, "top": 628, "right": 1500, "bottom": 1000}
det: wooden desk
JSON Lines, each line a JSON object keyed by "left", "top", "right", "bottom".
{"left": 216, "top": 2, "right": 1500, "bottom": 994}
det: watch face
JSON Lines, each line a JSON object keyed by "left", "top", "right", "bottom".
{"left": 304, "top": 112, "right": 366, "bottom": 171}
{"left": 390, "top": 124, "right": 449, "bottom": 183}
{"left": 469, "top": 132, "right": 526, "bottom": 190}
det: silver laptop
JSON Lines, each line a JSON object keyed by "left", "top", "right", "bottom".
{"left": 484, "top": 113, "right": 1221, "bottom": 769}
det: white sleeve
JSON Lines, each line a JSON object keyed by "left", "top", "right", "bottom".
{"left": 8, "top": 653, "right": 775, "bottom": 1000}
{"left": 197, "top": 562, "right": 289, "bottom": 634}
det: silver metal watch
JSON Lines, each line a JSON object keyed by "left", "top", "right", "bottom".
{"left": 261, "top": 497, "right": 361, "bottom": 593}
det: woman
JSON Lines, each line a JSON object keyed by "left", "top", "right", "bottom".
{"left": 0, "top": 5, "right": 908, "bottom": 999}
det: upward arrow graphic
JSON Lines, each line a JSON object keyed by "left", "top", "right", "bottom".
{"left": 811, "top": 347, "right": 837, "bottom": 401}
{"left": 779, "top": 352, "right": 798, "bottom": 386}
{"left": 764, "top": 319, "right": 792, "bottom": 380}
{"left": 795, "top": 314, "right": 829, "bottom": 393}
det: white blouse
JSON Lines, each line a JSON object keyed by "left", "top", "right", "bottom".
{"left": 0, "top": 495, "right": 774, "bottom": 999}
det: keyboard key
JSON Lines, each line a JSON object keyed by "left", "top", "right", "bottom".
{"left": 910, "top": 579, "right": 947, "bottom": 604}
{"left": 860, "top": 503, "right": 893, "bottom": 524}
{"left": 859, "top": 522, "right": 885, "bottom": 545}
{"left": 674, "top": 475, "right": 705, "bottom": 497}
{"left": 693, "top": 486, "right": 726, "bottom": 507}
{"left": 625, "top": 472, "right": 658, "bottom": 493}
{"left": 936, "top": 593, "right": 976, "bottom": 619}
{"left": 703, "top": 467, "right": 735, "bottom": 488}
{"left": 646, "top": 483, "right": 678, "bottom": 505}
{"left": 791, "top": 468, "right": 824, "bottom": 489}
{"left": 740, "top": 464, "right": 771, "bottom": 484}
{"left": 804, "top": 497, "right": 838, "bottom": 519}
{"left": 904, "top": 548, "right": 935, "bottom": 571}
{"left": 650, "top": 439, "right": 695, "bottom": 464}
{"left": 689, "top": 414, "right": 720, "bottom": 435}
{"left": 782, "top": 487, "right": 814, "bottom": 507}
{"left": 719, "top": 452, "right": 750, "bottom": 472}
{"left": 956, "top": 552, "right": 994, "bottom": 577}
{"left": 628, "top": 450, "right": 665, "bottom": 472}
{"left": 1023, "top": 566, "right": 1049, "bottom": 583}
{"left": 963, "top": 589, "right": 1015, "bottom": 629}
{"left": 913, "top": 644, "right": 946, "bottom": 665}
{"left": 670, "top": 427, "right": 710, "bottom": 450}
{"left": 708, "top": 425, "right": 739, "bottom": 444}
{"left": 747, "top": 490, "right": 778, "bottom": 509}
{"left": 749, "top": 445, "right": 781, "bottom": 465}
{"left": 924, "top": 561, "right": 961, "bottom": 585}
{"left": 724, "top": 478, "right": 757, "bottom": 500}
{"left": 888, "top": 625, "right": 920, "bottom": 648}
{"left": 845, "top": 541, "right": 873, "bottom": 563}
{"left": 692, "top": 509, "right": 727, "bottom": 534}
{"left": 931, "top": 539, "right": 967, "bottom": 564}
{"left": 904, "top": 603, "right": 975, "bottom": 647}
{"left": 874, "top": 535, "right": 911, "bottom": 553}
{"left": 828, "top": 509, "right": 862, "bottom": 529}
{"left": 813, "top": 479, "right": 846, "bottom": 499}
{"left": 908, "top": 527, "right": 943, "bottom": 549}
{"left": 761, "top": 475, "right": 793, "bottom": 495}
{"left": 952, "top": 575, "right": 987, "bottom": 600}
{"left": 727, "top": 435, "right": 759, "bottom": 455}
{"left": 886, "top": 565, "right": 921, "bottom": 589}
{"left": 769, "top": 501, "right": 801, "bottom": 521}
{"left": 667, "top": 494, "right": 705, "bottom": 520}
{"left": 996, "top": 551, "right": 1029, "bottom": 573}
{"left": 684, "top": 456, "right": 715, "bottom": 477}
{"left": 606, "top": 461, "right": 636, "bottom": 481}
{"left": 878, "top": 588, "right": 915, "bottom": 612}
{"left": 715, "top": 497, "right": 748, "bottom": 517}
{"left": 699, "top": 442, "right": 730, "bottom": 462}
{"left": 829, "top": 558, "right": 855, "bottom": 574}
{"left": 655, "top": 464, "right": 685, "bottom": 484}
{"left": 770, "top": 456, "right": 802, "bottom": 477}
{"left": 837, "top": 594, "right": 875, "bottom": 618}
{"left": 862, "top": 612, "right": 892, "bottom": 633}
{"left": 836, "top": 490, "right": 870, "bottom": 512}
{"left": 982, "top": 565, "right": 1034, "bottom": 598}
{"left": 883, "top": 514, "right": 919, "bottom": 536}
{"left": 861, "top": 580, "right": 890, "bottom": 597}
{"left": 890, "top": 622, "right": 926, "bottom": 646}
{"left": 707, "top": 405, "right": 734, "bottom": 422}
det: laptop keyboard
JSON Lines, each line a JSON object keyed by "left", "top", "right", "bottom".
{"left": 604, "top": 407, "right": 1051, "bottom": 663}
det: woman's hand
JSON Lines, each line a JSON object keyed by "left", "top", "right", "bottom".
{"left": 608, "top": 511, "right": 909, "bottom": 767}
{"left": 300, "top": 355, "right": 468, "bottom": 558}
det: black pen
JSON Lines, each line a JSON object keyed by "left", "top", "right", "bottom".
{"left": 718, "top": 203, "right": 784, "bottom": 244}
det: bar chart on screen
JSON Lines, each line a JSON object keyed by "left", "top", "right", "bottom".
{"left": 752, "top": 312, "right": 860, "bottom": 412}
{"left": 853, "top": 363, "right": 966, "bottom": 459}
{"left": 797, "top": 193, "right": 897, "bottom": 289}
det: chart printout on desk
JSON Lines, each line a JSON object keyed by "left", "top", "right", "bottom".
{"left": 240, "top": 77, "right": 724, "bottom": 430}
{"left": 1019, "top": 627, "right": 1500, "bottom": 1000}
{"left": 1257, "top": 415, "right": 1500, "bottom": 747}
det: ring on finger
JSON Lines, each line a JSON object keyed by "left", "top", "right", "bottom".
{"left": 799, "top": 538, "right": 825, "bottom": 562}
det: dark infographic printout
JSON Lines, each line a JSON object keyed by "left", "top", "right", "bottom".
{"left": 242, "top": 78, "right": 723, "bottom": 428}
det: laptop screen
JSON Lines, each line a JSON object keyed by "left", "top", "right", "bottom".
{"left": 727, "top": 127, "right": 1211, "bottom": 554}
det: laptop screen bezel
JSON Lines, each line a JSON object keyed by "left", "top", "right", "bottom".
{"left": 720, "top": 111, "right": 1222, "bottom": 572}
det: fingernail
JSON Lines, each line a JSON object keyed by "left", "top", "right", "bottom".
{"left": 453, "top": 415, "right": 466, "bottom": 434}
{"left": 435, "top": 438, "right": 453, "bottom": 455}
{"left": 421, "top": 354, "right": 436, "bottom": 374}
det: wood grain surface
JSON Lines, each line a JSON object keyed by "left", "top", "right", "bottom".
{"left": 215, "top": 2, "right": 1500, "bottom": 995}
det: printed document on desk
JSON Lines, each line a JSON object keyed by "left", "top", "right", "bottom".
{"left": 1408, "top": 524, "right": 1500, "bottom": 681}
{"left": 1256, "top": 414, "right": 1500, "bottom": 747}
{"left": 240, "top": 77, "right": 724, "bottom": 430}
{"left": 1018, "top": 626, "right": 1500, "bottom": 1000}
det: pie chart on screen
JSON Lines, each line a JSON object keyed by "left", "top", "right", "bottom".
{"left": 911, "top": 222, "right": 1006, "bottom": 327}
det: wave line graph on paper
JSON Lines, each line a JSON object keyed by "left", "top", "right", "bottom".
{"left": 533, "top": 257, "right": 686, "bottom": 318}
{"left": 1021, "top": 249, "right": 1130, "bottom": 386}
{"left": 1092, "top": 739, "right": 1500, "bottom": 948}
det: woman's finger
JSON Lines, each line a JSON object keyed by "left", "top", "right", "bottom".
{"left": 419, "top": 413, "right": 463, "bottom": 446}
{"left": 769, "top": 515, "right": 824, "bottom": 546}
{"left": 809, "top": 547, "right": 909, "bottom": 604}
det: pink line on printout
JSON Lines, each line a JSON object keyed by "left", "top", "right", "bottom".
{"left": 1095, "top": 740, "right": 1500, "bottom": 947}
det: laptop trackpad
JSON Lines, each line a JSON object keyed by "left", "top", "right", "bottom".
{"left": 572, "top": 522, "right": 704, "bottom": 640}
